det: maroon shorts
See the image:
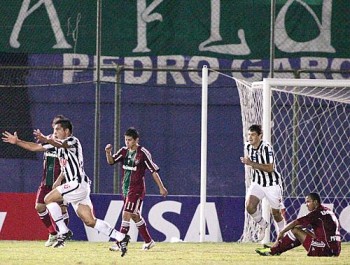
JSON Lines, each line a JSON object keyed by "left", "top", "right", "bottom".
{"left": 123, "top": 192, "right": 143, "bottom": 214}
{"left": 303, "top": 235, "right": 340, "bottom": 256}
{"left": 36, "top": 184, "right": 53, "bottom": 204}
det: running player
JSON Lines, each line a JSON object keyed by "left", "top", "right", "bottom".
{"left": 33, "top": 118, "right": 130, "bottom": 256}
{"left": 240, "top": 124, "right": 286, "bottom": 241}
{"left": 105, "top": 127, "right": 168, "bottom": 251}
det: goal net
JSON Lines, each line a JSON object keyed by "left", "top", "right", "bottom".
{"left": 235, "top": 78, "right": 350, "bottom": 242}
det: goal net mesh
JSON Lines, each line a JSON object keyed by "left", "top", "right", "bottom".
{"left": 235, "top": 78, "right": 350, "bottom": 242}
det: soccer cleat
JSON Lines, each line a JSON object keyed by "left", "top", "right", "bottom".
{"left": 45, "top": 234, "right": 57, "bottom": 247}
{"left": 52, "top": 230, "right": 73, "bottom": 248}
{"left": 109, "top": 242, "right": 121, "bottom": 252}
{"left": 119, "top": 234, "right": 130, "bottom": 257}
{"left": 255, "top": 246, "right": 272, "bottom": 256}
{"left": 142, "top": 240, "right": 155, "bottom": 250}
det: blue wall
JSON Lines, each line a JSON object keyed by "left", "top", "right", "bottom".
{"left": 0, "top": 55, "right": 246, "bottom": 196}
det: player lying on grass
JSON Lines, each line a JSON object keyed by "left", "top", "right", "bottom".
{"left": 256, "top": 192, "right": 341, "bottom": 257}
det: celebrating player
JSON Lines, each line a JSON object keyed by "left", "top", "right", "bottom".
{"left": 2, "top": 115, "right": 69, "bottom": 247}
{"left": 33, "top": 118, "right": 130, "bottom": 256}
{"left": 240, "top": 124, "right": 286, "bottom": 241}
{"left": 105, "top": 127, "right": 168, "bottom": 251}
{"left": 256, "top": 192, "right": 341, "bottom": 256}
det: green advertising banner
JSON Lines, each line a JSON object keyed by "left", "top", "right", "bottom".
{"left": 0, "top": 0, "right": 349, "bottom": 59}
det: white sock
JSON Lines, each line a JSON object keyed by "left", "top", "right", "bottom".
{"left": 286, "top": 230, "right": 296, "bottom": 240}
{"left": 251, "top": 210, "right": 268, "bottom": 227}
{"left": 46, "top": 202, "right": 69, "bottom": 234}
{"left": 135, "top": 218, "right": 145, "bottom": 227}
{"left": 275, "top": 219, "right": 286, "bottom": 233}
{"left": 94, "top": 219, "right": 125, "bottom": 241}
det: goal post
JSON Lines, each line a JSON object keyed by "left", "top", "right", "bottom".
{"left": 201, "top": 67, "right": 350, "bottom": 242}
{"left": 238, "top": 77, "right": 350, "bottom": 242}
{"left": 200, "top": 65, "right": 208, "bottom": 242}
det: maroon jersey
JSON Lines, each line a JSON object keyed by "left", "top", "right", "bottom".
{"left": 112, "top": 145, "right": 159, "bottom": 198}
{"left": 298, "top": 204, "right": 341, "bottom": 256}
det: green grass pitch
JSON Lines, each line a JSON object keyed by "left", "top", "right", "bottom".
{"left": 0, "top": 241, "right": 348, "bottom": 265}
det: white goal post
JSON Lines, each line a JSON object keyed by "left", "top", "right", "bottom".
{"left": 201, "top": 66, "right": 350, "bottom": 243}
{"left": 237, "top": 77, "right": 350, "bottom": 242}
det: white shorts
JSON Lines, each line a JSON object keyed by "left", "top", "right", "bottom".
{"left": 56, "top": 180, "right": 93, "bottom": 212}
{"left": 247, "top": 182, "right": 284, "bottom": 209}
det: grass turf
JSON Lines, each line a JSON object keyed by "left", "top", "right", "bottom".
{"left": 0, "top": 241, "right": 348, "bottom": 265}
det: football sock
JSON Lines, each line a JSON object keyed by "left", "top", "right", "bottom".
{"left": 46, "top": 202, "right": 69, "bottom": 234}
{"left": 94, "top": 219, "right": 125, "bottom": 242}
{"left": 251, "top": 210, "right": 268, "bottom": 227}
{"left": 38, "top": 209, "right": 57, "bottom": 235}
{"left": 120, "top": 220, "right": 130, "bottom": 234}
{"left": 136, "top": 217, "right": 152, "bottom": 243}
{"left": 62, "top": 212, "right": 70, "bottom": 226}
{"left": 271, "top": 230, "right": 301, "bottom": 255}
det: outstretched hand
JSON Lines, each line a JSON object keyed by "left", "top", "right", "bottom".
{"left": 2, "top": 131, "right": 18, "bottom": 144}
{"left": 33, "top": 129, "right": 47, "bottom": 143}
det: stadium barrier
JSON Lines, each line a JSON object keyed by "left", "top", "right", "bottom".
{"left": 1, "top": 193, "right": 349, "bottom": 242}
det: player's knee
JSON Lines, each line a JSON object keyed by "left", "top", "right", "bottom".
{"left": 131, "top": 213, "right": 141, "bottom": 222}
{"left": 271, "top": 210, "right": 283, "bottom": 221}
{"left": 35, "top": 203, "right": 45, "bottom": 212}
{"left": 291, "top": 226, "right": 302, "bottom": 235}
{"left": 246, "top": 204, "right": 256, "bottom": 215}
{"left": 44, "top": 195, "right": 51, "bottom": 205}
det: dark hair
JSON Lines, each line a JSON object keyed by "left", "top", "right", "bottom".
{"left": 52, "top": 115, "right": 67, "bottom": 125}
{"left": 248, "top": 124, "right": 262, "bottom": 135}
{"left": 124, "top": 127, "right": 139, "bottom": 140}
{"left": 55, "top": 119, "right": 73, "bottom": 133}
{"left": 308, "top": 192, "right": 321, "bottom": 204}
{"left": 53, "top": 114, "right": 66, "bottom": 120}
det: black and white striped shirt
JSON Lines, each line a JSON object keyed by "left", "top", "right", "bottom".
{"left": 244, "top": 140, "right": 282, "bottom": 187}
{"left": 44, "top": 135, "right": 89, "bottom": 183}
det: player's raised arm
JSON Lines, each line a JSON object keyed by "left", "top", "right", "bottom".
{"left": 34, "top": 129, "right": 69, "bottom": 149}
{"left": 105, "top": 144, "right": 115, "bottom": 165}
{"left": 2, "top": 131, "right": 45, "bottom": 152}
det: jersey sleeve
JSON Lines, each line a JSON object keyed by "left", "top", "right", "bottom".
{"left": 297, "top": 210, "right": 319, "bottom": 227}
{"left": 263, "top": 143, "right": 275, "bottom": 164}
{"left": 112, "top": 147, "right": 125, "bottom": 163}
{"left": 142, "top": 147, "right": 159, "bottom": 173}
{"left": 41, "top": 142, "right": 55, "bottom": 151}
{"left": 65, "top": 136, "right": 78, "bottom": 148}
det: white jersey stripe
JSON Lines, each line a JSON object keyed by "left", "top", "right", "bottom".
{"left": 245, "top": 140, "right": 282, "bottom": 187}
{"left": 56, "top": 136, "right": 89, "bottom": 183}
